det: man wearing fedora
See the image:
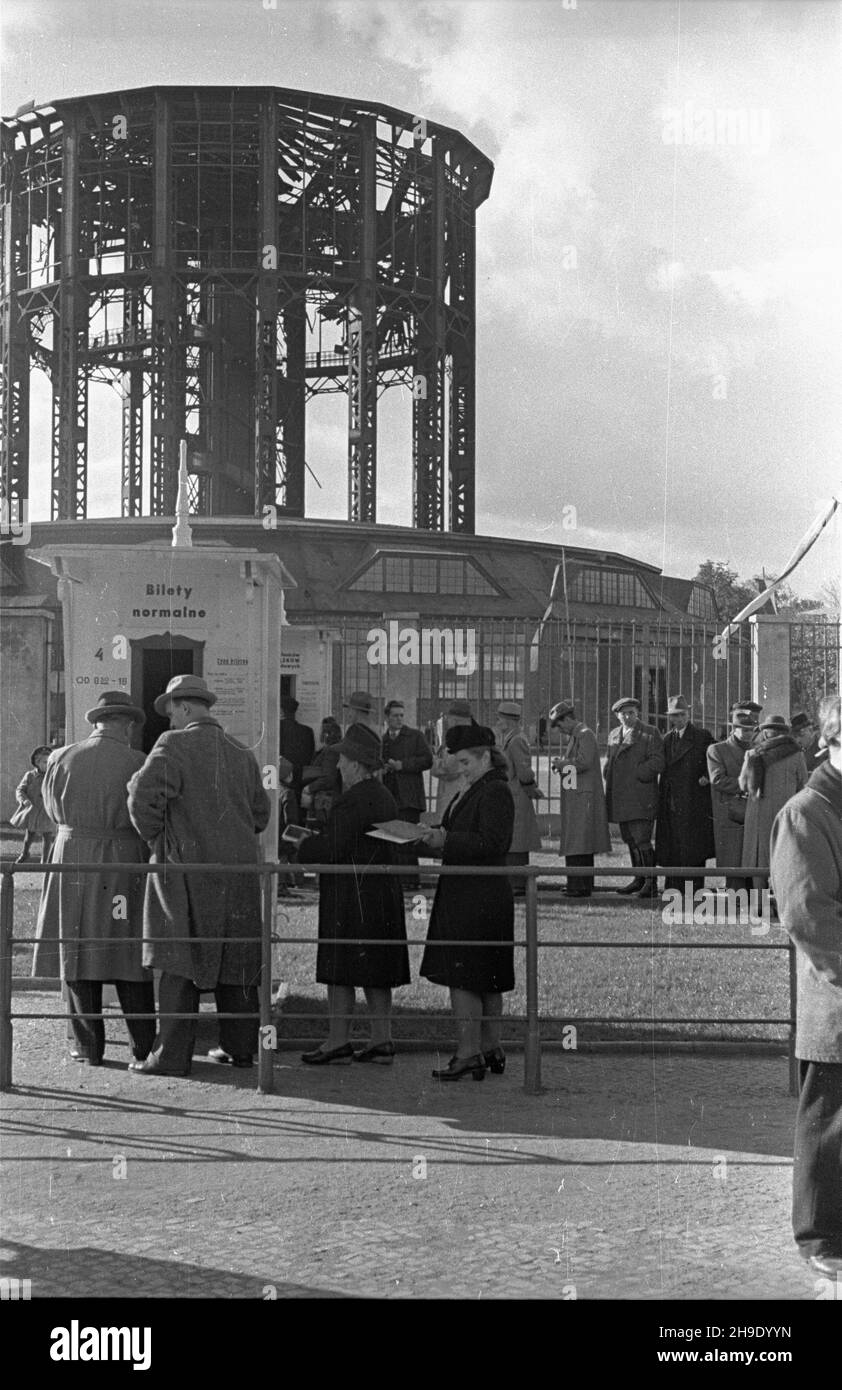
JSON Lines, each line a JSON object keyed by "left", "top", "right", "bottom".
{"left": 127, "top": 675, "right": 271, "bottom": 1075}
{"left": 706, "top": 701, "right": 761, "bottom": 889}
{"left": 495, "top": 701, "right": 544, "bottom": 890}
{"left": 343, "top": 690, "right": 381, "bottom": 737}
{"left": 431, "top": 699, "right": 476, "bottom": 816}
{"left": 604, "top": 696, "right": 665, "bottom": 898}
{"left": 654, "top": 695, "right": 715, "bottom": 895}
{"left": 740, "top": 714, "right": 808, "bottom": 891}
{"left": 32, "top": 691, "right": 156, "bottom": 1068}
{"left": 548, "top": 700, "right": 610, "bottom": 897}
{"left": 279, "top": 697, "right": 315, "bottom": 803}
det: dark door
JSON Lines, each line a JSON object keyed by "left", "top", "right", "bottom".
{"left": 131, "top": 637, "right": 203, "bottom": 752}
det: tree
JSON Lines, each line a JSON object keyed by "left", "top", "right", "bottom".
{"left": 693, "top": 560, "right": 759, "bottom": 623}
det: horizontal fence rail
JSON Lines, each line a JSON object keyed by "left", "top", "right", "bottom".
{"left": 0, "top": 859, "right": 792, "bottom": 1097}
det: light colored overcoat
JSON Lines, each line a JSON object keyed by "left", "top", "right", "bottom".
{"left": 127, "top": 716, "right": 271, "bottom": 990}
{"left": 770, "top": 765, "right": 842, "bottom": 1062}
{"left": 555, "top": 722, "right": 611, "bottom": 855}
{"left": 33, "top": 729, "right": 149, "bottom": 981}
{"left": 706, "top": 735, "right": 751, "bottom": 868}
{"left": 499, "top": 727, "right": 542, "bottom": 852}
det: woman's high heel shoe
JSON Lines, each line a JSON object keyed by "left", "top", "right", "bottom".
{"left": 432, "top": 1053, "right": 486, "bottom": 1082}
{"left": 483, "top": 1047, "right": 506, "bottom": 1075}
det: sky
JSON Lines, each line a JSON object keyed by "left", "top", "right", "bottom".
{"left": 2, "top": 0, "right": 840, "bottom": 598}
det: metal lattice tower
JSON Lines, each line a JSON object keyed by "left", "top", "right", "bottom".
{"left": 0, "top": 86, "right": 492, "bottom": 530}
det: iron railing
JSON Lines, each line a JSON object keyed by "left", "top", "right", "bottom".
{"left": 0, "top": 860, "right": 794, "bottom": 1098}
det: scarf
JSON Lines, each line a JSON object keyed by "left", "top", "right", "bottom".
{"left": 742, "top": 733, "right": 801, "bottom": 798}
{"left": 807, "top": 758, "right": 842, "bottom": 817}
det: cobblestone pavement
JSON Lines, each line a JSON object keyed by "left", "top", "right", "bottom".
{"left": 0, "top": 994, "right": 822, "bottom": 1301}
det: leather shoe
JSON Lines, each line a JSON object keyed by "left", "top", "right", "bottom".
{"left": 206, "top": 1047, "right": 253, "bottom": 1068}
{"left": 432, "top": 1053, "right": 486, "bottom": 1082}
{"left": 806, "top": 1251, "right": 842, "bottom": 1277}
{"left": 128, "top": 1055, "right": 191, "bottom": 1077}
{"left": 69, "top": 1049, "right": 102, "bottom": 1066}
{"left": 301, "top": 1042, "right": 354, "bottom": 1065}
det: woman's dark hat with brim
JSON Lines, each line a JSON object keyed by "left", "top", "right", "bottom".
{"left": 334, "top": 723, "right": 383, "bottom": 768}
{"left": 30, "top": 745, "right": 54, "bottom": 765}
{"left": 85, "top": 691, "right": 147, "bottom": 726}
{"left": 153, "top": 674, "right": 217, "bottom": 716}
{"left": 445, "top": 723, "right": 496, "bottom": 754}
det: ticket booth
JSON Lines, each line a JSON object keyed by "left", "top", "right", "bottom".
{"left": 29, "top": 539, "right": 293, "bottom": 854}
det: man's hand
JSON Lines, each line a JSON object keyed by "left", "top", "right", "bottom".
{"left": 418, "top": 826, "right": 446, "bottom": 851}
{"left": 385, "top": 758, "right": 402, "bottom": 771}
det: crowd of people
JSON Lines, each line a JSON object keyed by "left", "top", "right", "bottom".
{"left": 11, "top": 679, "right": 841, "bottom": 1271}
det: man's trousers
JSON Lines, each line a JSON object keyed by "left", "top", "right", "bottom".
{"left": 793, "top": 1059, "right": 842, "bottom": 1257}
{"left": 150, "top": 972, "right": 260, "bottom": 1073}
{"left": 66, "top": 978, "right": 156, "bottom": 1064}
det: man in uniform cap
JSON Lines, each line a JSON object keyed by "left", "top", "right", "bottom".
{"left": 707, "top": 704, "right": 759, "bottom": 888}
{"left": 33, "top": 691, "right": 156, "bottom": 1067}
{"left": 495, "top": 701, "right": 543, "bottom": 891}
{"left": 604, "top": 697, "right": 665, "bottom": 897}
{"left": 381, "top": 699, "right": 433, "bottom": 891}
{"left": 548, "top": 700, "right": 610, "bottom": 896}
{"left": 655, "top": 695, "right": 715, "bottom": 895}
{"left": 790, "top": 712, "right": 829, "bottom": 775}
{"left": 127, "top": 674, "right": 271, "bottom": 1075}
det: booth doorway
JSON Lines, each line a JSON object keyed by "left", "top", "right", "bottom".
{"left": 131, "top": 636, "right": 204, "bottom": 752}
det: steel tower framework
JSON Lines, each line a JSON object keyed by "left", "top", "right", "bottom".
{"left": 0, "top": 86, "right": 492, "bottom": 529}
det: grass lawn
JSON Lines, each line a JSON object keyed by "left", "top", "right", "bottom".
{"left": 4, "top": 837, "right": 788, "bottom": 1047}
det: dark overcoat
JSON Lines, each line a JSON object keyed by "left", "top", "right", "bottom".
{"left": 279, "top": 718, "right": 316, "bottom": 798}
{"left": 769, "top": 762, "right": 842, "bottom": 1062}
{"left": 555, "top": 722, "right": 611, "bottom": 856}
{"left": 127, "top": 716, "right": 271, "bottom": 991}
{"left": 382, "top": 725, "right": 433, "bottom": 812}
{"left": 655, "top": 723, "right": 715, "bottom": 867}
{"left": 740, "top": 749, "right": 808, "bottom": 870}
{"left": 420, "top": 767, "right": 515, "bottom": 994}
{"left": 706, "top": 735, "right": 751, "bottom": 868}
{"left": 604, "top": 720, "right": 665, "bottom": 823}
{"left": 296, "top": 778, "right": 410, "bottom": 988}
{"left": 33, "top": 730, "right": 149, "bottom": 981}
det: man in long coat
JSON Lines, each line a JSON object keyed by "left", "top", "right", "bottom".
{"left": 770, "top": 694, "right": 842, "bottom": 1278}
{"left": 706, "top": 702, "right": 760, "bottom": 888}
{"left": 740, "top": 715, "right": 808, "bottom": 890}
{"left": 278, "top": 697, "right": 316, "bottom": 802}
{"left": 495, "top": 701, "right": 543, "bottom": 892}
{"left": 548, "top": 700, "right": 610, "bottom": 897}
{"left": 654, "top": 694, "right": 715, "bottom": 894}
{"left": 604, "top": 696, "right": 665, "bottom": 898}
{"left": 33, "top": 691, "right": 155, "bottom": 1067}
{"left": 381, "top": 698, "right": 433, "bottom": 890}
{"left": 127, "top": 675, "right": 271, "bottom": 1076}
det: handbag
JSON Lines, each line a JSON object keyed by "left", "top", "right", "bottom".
{"left": 727, "top": 799, "right": 746, "bottom": 825}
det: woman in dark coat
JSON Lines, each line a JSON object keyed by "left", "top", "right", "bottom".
{"left": 418, "top": 725, "right": 515, "bottom": 1081}
{"left": 296, "top": 723, "right": 410, "bottom": 1065}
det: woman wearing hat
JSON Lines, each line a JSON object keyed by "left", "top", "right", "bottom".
{"left": 296, "top": 723, "right": 410, "bottom": 1064}
{"left": 739, "top": 715, "right": 808, "bottom": 890}
{"left": 12, "top": 746, "right": 56, "bottom": 864}
{"left": 418, "top": 725, "right": 515, "bottom": 1081}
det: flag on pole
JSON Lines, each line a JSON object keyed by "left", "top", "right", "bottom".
{"left": 715, "top": 496, "right": 838, "bottom": 645}
{"left": 529, "top": 560, "right": 563, "bottom": 673}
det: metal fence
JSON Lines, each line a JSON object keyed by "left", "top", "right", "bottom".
{"left": 0, "top": 860, "right": 796, "bottom": 1098}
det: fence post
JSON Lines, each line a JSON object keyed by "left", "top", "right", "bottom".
{"left": 523, "top": 870, "right": 541, "bottom": 1094}
{"left": 258, "top": 871, "right": 275, "bottom": 1095}
{"left": 787, "top": 944, "right": 799, "bottom": 1099}
{"left": 0, "top": 873, "right": 15, "bottom": 1091}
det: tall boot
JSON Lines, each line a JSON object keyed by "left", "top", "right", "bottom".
{"left": 636, "top": 845, "right": 660, "bottom": 898}
{"left": 617, "top": 847, "right": 645, "bottom": 894}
